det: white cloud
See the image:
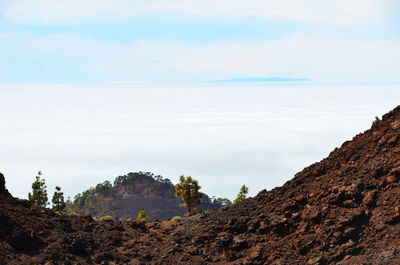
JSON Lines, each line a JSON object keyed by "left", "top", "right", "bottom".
{"left": 1, "top": 0, "right": 398, "bottom": 27}
{"left": 5, "top": 32, "right": 398, "bottom": 82}
{"left": 1, "top": 83, "right": 400, "bottom": 199}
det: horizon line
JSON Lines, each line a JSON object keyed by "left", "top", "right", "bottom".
{"left": 212, "top": 77, "right": 313, "bottom": 83}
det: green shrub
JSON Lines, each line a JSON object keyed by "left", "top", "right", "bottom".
{"left": 100, "top": 215, "right": 114, "bottom": 222}
{"left": 69, "top": 212, "right": 80, "bottom": 217}
{"left": 171, "top": 216, "right": 182, "bottom": 221}
{"left": 372, "top": 116, "right": 380, "bottom": 126}
{"left": 137, "top": 208, "right": 149, "bottom": 222}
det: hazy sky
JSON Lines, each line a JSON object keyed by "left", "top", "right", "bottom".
{"left": 0, "top": 1, "right": 399, "bottom": 201}
{"left": 1, "top": 0, "right": 399, "bottom": 82}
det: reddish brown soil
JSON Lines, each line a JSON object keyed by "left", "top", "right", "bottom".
{"left": 2, "top": 105, "right": 400, "bottom": 264}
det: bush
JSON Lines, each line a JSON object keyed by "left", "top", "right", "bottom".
{"left": 137, "top": 208, "right": 149, "bottom": 222}
{"left": 69, "top": 212, "right": 80, "bottom": 217}
{"left": 171, "top": 216, "right": 182, "bottom": 221}
{"left": 100, "top": 215, "right": 114, "bottom": 222}
{"left": 372, "top": 116, "right": 380, "bottom": 126}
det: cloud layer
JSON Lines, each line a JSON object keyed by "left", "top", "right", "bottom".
{"left": 2, "top": 83, "right": 400, "bottom": 200}
{"left": 1, "top": 0, "right": 397, "bottom": 27}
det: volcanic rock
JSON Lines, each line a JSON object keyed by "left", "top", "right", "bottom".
{"left": 0, "top": 172, "right": 10, "bottom": 195}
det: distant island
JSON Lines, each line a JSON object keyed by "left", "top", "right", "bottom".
{"left": 214, "top": 77, "right": 312, "bottom": 82}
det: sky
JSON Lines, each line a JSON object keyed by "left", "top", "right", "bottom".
{"left": 1, "top": 0, "right": 399, "bottom": 83}
{"left": 0, "top": 0, "right": 400, "bottom": 201}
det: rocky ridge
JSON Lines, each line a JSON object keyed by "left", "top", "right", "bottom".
{"left": 2, "top": 105, "right": 400, "bottom": 264}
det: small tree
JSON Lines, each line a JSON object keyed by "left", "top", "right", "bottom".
{"left": 28, "top": 171, "right": 49, "bottom": 207}
{"left": 175, "top": 175, "right": 202, "bottom": 216}
{"left": 233, "top": 185, "right": 248, "bottom": 205}
{"left": 137, "top": 208, "right": 149, "bottom": 222}
{"left": 372, "top": 116, "right": 380, "bottom": 126}
{"left": 52, "top": 186, "right": 66, "bottom": 212}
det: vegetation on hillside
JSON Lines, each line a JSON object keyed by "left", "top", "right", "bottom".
{"left": 66, "top": 172, "right": 173, "bottom": 215}
{"left": 65, "top": 171, "right": 230, "bottom": 220}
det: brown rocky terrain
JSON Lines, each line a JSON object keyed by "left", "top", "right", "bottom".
{"left": 2, "top": 105, "right": 400, "bottom": 264}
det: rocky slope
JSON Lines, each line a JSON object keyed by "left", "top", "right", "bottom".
{"left": 2, "top": 105, "right": 400, "bottom": 264}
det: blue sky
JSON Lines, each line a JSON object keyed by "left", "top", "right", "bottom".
{"left": 1, "top": 0, "right": 399, "bottom": 83}
{"left": 3, "top": 19, "right": 302, "bottom": 44}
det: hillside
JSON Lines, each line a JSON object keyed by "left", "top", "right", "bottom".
{"left": 66, "top": 172, "right": 227, "bottom": 220}
{"left": 2, "top": 105, "right": 400, "bottom": 264}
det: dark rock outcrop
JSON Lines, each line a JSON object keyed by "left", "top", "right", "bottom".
{"left": 0, "top": 172, "right": 10, "bottom": 195}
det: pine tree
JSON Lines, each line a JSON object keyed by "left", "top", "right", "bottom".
{"left": 136, "top": 208, "right": 149, "bottom": 222}
{"left": 175, "top": 175, "right": 202, "bottom": 216}
{"left": 233, "top": 185, "right": 248, "bottom": 205}
{"left": 28, "top": 171, "right": 49, "bottom": 207}
{"left": 52, "top": 186, "right": 66, "bottom": 212}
